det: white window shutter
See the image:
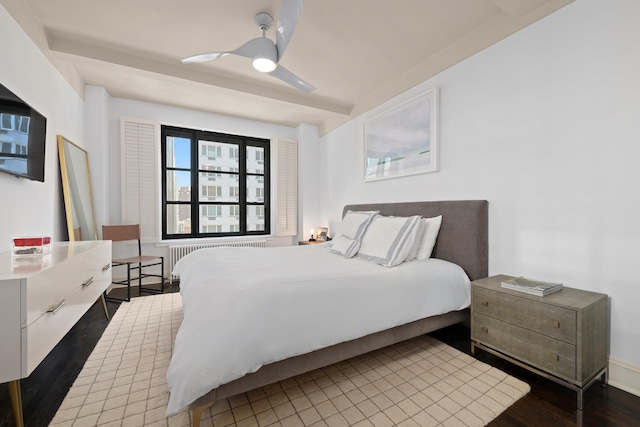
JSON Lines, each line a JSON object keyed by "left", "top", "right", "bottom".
{"left": 276, "top": 138, "right": 298, "bottom": 236}
{"left": 121, "top": 118, "right": 158, "bottom": 242}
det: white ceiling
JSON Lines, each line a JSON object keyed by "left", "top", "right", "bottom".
{"left": 3, "top": 0, "right": 573, "bottom": 134}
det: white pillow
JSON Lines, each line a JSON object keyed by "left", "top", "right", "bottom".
{"left": 327, "top": 210, "right": 378, "bottom": 257}
{"left": 408, "top": 215, "right": 443, "bottom": 260}
{"left": 327, "top": 235, "right": 361, "bottom": 258}
{"left": 332, "top": 210, "right": 379, "bottom": 240}
{"left": 356, "top": 215, "right": 421, "bottom": 267}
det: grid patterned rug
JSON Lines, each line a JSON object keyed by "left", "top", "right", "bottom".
{"left": 50, "top": 293, "right": 529, "bottom": 427}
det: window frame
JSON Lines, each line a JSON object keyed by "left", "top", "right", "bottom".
{"left": 161, "top": 125, "right": 271, "bottom": 240}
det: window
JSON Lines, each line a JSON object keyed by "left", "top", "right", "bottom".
{"left": 256, "top": 150, "right": 264, "bottom": 162}
{"left": 1, "top": 114, "right": 12, "bottom": 130}
{"left": 162, "top": 125, "right": 270, "bottom": 239}
{"left": 202, "top": 145, "right": 222, "bottom": 158}
{"left": 202, "top": 165, "right": 222, "bottom": 179}
{"left": 18, "top": 116, "right": 29, "bottom": 134}
{"left": 202, "top": 185, "right": 222, "bottom": 199}
{"left": 202, "top": 205, "right": 222, "bottom": 219}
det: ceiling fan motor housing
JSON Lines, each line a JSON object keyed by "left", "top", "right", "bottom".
{"left": 254, "top": 13, "right": 274, "bottom": 31}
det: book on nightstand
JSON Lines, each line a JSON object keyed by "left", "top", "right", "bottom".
{"left": 500, "top": 276, "right": 563, "bottom": 296}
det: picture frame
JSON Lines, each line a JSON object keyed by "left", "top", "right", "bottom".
{"left": 316, "top": 227, "right": 328, "bottom": 241}
{"left": 364, "top": 88, "right": 439, "bottom": 182}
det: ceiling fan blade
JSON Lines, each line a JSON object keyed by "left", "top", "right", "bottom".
{"left": 232, "top": 37, "right": 275, "bottom": 59}
{"left": 275, "top": 0, "right": 303, "bottom": 61}
{"left": 181, "top": 52, "right": 229, "bottom": 63}
{"left": 268, "top": 64, "right": 315, "bottom": 92}
{"left": 182, "top": 38, "right": 273, "bottom": 64}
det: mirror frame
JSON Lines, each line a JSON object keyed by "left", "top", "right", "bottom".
{"left": 57, "top": 135, "right": 98, "bottom": 241}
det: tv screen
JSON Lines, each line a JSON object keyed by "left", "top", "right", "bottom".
{"left": 0, "top": 83, "right": 47, "bottom": 182}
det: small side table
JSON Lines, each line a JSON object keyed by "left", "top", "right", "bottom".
{"left": 298, "top": 240, "right": 324, "bottom": 246}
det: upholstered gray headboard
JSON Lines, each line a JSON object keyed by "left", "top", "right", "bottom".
{"left": 342, "top": 200, "right": 488, "bottom": 281}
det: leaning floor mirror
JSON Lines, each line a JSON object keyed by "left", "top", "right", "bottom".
{"left": 58, "top": 135, "right": 98, "bottom": 241}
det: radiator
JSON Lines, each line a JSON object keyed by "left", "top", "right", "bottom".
{"left": 168, "top": 240, "right": 267, "bottom": 283}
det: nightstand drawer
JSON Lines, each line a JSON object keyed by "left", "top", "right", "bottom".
{"left": 473, "top": 313, "right": 576, "bottom": 380}
{"left": 473, "top": 286, "right": 577, "bottom": 344}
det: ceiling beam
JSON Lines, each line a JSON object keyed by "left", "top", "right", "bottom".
{"left": 490, "top": 0, "right": 549, "bottom": 18}
{"left": 47, "top": 30, "right": 351, "bottom": 117}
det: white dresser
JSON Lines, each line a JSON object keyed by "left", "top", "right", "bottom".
{"left": 0, "top": 240, "right": 112, "bottom": 426}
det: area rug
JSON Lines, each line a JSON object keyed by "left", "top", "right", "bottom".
{"left": 50, "top": 294, "right": 529, "bottom": 427}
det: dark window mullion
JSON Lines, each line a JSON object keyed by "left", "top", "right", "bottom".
{"left": 239, "top": 140, "right": 247, "bottom": 233}
{"left": 161, "top": 131, "right": 167, "bottom": 239}
{"left": 262, "top": 141, "right": 271, "bottom": 234}
{"left": 191, "top": 132, "right": 199, "bottom": 237}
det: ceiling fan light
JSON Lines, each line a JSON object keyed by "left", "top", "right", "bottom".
{"left": 253, "top": 57, "right": 277, "bottom": 73}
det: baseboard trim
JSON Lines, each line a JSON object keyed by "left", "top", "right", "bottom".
{"left": 608, "top": 356, "right": 640, "bottom": 397}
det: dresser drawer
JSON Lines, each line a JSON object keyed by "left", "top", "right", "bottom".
{"left": 473, "top": 286, "right": 577, "bottom": 344}
{"left": 473, "top": 313, "right": 576, "bottom": 380}
{"left": 25, "top": 244, "right": 110, "bottom": 327}
{"left": 23, "top": 267, "right": 110, "bottom": 376}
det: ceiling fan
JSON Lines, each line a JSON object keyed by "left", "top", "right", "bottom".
{"left": 181, "top": 0, "right": 315, "bottom": 92}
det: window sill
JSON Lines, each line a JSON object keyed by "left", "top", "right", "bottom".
{"left": 154, "top": 235, "right": 277, "bottom": 247}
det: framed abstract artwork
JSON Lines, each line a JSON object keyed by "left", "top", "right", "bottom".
{"left": 364, "top": 88, "right": 439, "bottom": 182}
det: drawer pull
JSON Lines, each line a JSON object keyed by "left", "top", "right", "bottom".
{"left": 47, "top": 299, "right": 66, "bottom": 314}
{"left": 102, "top": 263, "right": 111, "bottom": 272}
{"left": 82, "top": 277, "right": 94, "bottom": 287}
{"left": 481, "top": 326, "right": 489, "bottom": 334}
{"left": 550, "top": 320, "right": 560, "bottom": 328}
{"left": 551, "top": 354, "right": 559, "bottom": 362}
{"left": 481, "top": 301, "right": 489, "bottom": 307}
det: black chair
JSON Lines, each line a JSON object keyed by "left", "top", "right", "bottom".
{"left": 102, "top": 224, "right": 164, "bottom": 302}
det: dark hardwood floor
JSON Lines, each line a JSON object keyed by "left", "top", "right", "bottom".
{"left": 1, "top": 285, "right": 638, "bottom": 426}
{"left": 430, "top": 325, "right": 640, "bottom": 427}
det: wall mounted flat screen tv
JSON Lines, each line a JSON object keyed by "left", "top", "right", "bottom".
{"left": 0, "top": 83, "right": 47, "bottom": 182}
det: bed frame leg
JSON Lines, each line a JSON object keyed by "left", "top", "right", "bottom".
{"left": 191, "top": 403, "right": 213, "bottom": 427}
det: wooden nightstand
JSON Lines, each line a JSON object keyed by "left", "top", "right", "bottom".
{"left": 298, "top": 240, "right": 324, "bottom": 245}
{"left": 470, "top": 274, "right": 608, "bottom": 410}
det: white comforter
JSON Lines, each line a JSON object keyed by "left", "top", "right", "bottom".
{"left": 165, "top": 244, "right": 470, "bottom": 415}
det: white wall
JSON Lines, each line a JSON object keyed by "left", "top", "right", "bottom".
{"left": 296, "top": 123, "right": 323, "bottom": 239}
{"left": 321, "top": 0, "right": 640, "bottom": 388}
{"left": 0, "top": 4, "right": 84, "bottom": 253}
{"left": 84, "top": 86, "right": 111, "bottom": 233}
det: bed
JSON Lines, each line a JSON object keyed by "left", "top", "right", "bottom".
{"left": 167, "top": 200, "right": 488, "bottom": 426}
